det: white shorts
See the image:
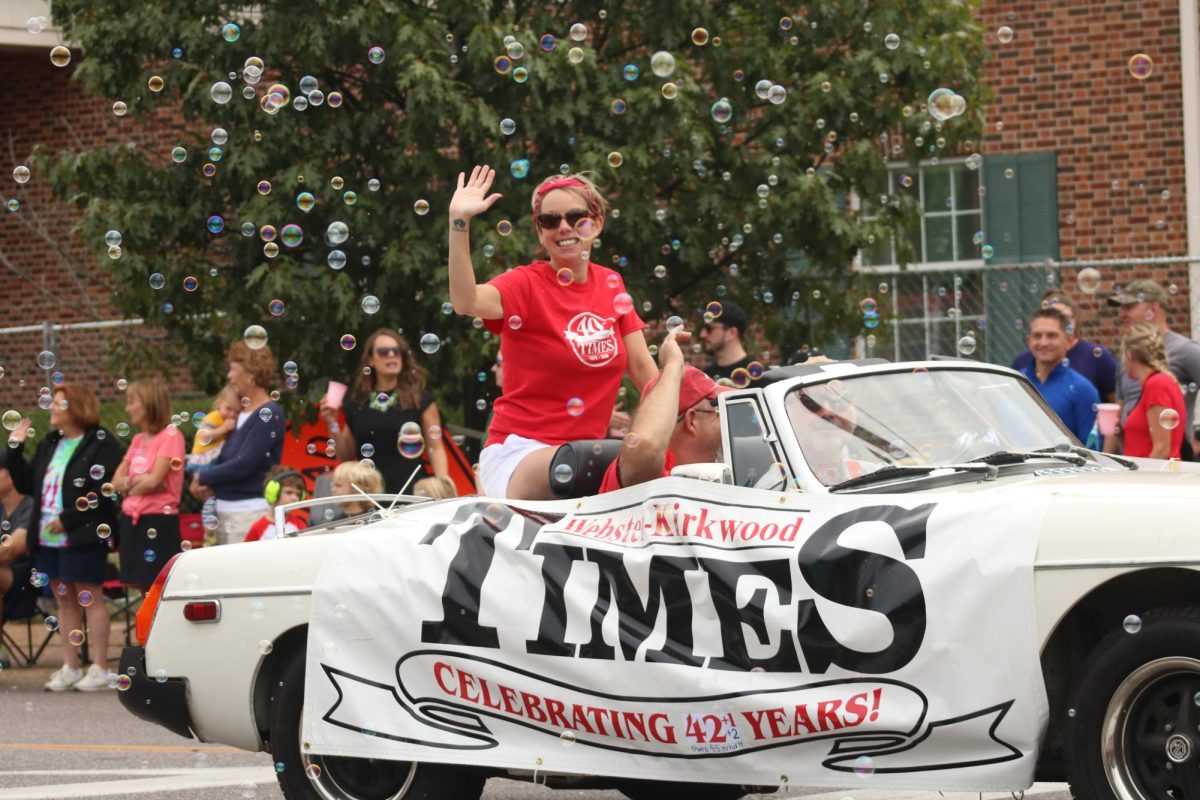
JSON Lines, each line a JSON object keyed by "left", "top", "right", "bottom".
{"left": 478, "top": 434, "right": 553, "bottom": 498}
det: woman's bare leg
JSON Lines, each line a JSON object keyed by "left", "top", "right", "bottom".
{"left": 504, "top": 447, "right": 558, "bottom": 500}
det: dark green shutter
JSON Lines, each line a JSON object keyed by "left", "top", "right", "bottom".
{"left": 983, "top": 152, "right": 1059, "bottom": 365}
{"left": 982, "top": 152, "right": 1059, "bottom": 263}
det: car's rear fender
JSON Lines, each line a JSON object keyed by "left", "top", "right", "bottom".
{"left": 1035, "top": 566, "right": 1200, "bottom": 780}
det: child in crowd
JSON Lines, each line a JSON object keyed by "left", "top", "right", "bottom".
{"left": 187, "top": 385, "right": 241, "bottom": 471}
{"left": 243, "top": 466, "right": 307, "bottom": 542}
{"left": 330, "top": 461, "right": 384, "bottom": 516}
{"left": 413, "top": 476, "right": 457, "bottom": 499}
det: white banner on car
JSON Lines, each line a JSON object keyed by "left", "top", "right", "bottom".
{"left": 303, "top": 477, "right": 1050, "bottom": 791}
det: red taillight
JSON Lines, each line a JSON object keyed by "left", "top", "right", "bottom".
{"left": 182, "top": 601, "right": 220, "bottom": 622}
{"left": 136, "top": 552, "right": 184, "bottom": 645}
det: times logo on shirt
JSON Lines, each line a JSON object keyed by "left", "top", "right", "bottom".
{"left": 563, "top": 312, "right": 619, "bottom": 367}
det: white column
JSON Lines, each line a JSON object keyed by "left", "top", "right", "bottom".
{"left": 1183, "top": 0, "right": 1200, "bottom": 339}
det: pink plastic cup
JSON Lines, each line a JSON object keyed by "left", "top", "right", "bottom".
{"left": 326, "top": 380, "right": 348, "bottom": 410}
{"left": 1096, "top": 403, "right": 1120, "bottom": 436}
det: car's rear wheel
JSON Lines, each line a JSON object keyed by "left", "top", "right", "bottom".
{"left": 1064, "top": 606, "right": 1200, "bottom": 800}
{"left": 270, "top": 651, "right": 487, "bottom": 800}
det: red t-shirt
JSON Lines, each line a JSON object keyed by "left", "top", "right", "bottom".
{"left": 598, "top": 450, "right": 676, "bottom": 493}
{"left": 1123, "top": 371, "right": 1186, "bottom": 458}
{"left": 484, "top": 261, "right": 645, "bottom": 446}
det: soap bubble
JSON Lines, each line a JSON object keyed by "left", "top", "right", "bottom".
{"left": 211, "top": 81, "right": 233, "bottom": 104}
{"left": 361, "top": 295, "right": 380, "bottom": 314}
{"left": 340, "top": 334, "right": 356, "bottom": 351}
{"left": 710, "top": 98, "right": 733, "bottom": 123}
{"left": 243, "top": 325, "right": 268, "bottom": 350}
{"left": 413, "top": 199, "right": 430, "bottom": 216}
{"left": 419, "top": 333, "right": 440, "bottom": 354}
{"left": 325, "top": 221, "right": 349, "bottom": 245}
{"left": 1160, "top": 408, "right": 1181, "bottom": 430}
{"left": 566, "top": 398, "right": 585, "bottom": 417}
{"left": 997, "top": 25, "right": 1015, "bottom": 44}
{"left": 12, "top": 166, "right": 30, "bottom": 185}
{"left": 553, "top": 463, "right": 574, "bottom": 483}
{"left": 221, "top": 22, "right": 240, "bottom": 42}
{"left": 569, "top": 22, "right": 588, "bottom": 41}
{"left": 398, "top": 421, "right": 425, "bottom": 459}
{"left": 613, "top": 293, "right": 634, "bottom": 315}
{"left": 367, "top": 46, "right": 386, "bottom": 64}
{"left": 2, "top": 411, "right": 21, "bottom": 431}
{"left": 1123, "top": 614, "right": 1142, "bottom": 634}
{"left": 1076, "top": 268, "right": 1102, "bottom": 295}
{"left": 884, "top": 33, "right": 900, "bottom": 49}
{"left": 956, "top": 335, "right": 977, "bottom": 356}
{"left": 650, "top": 51, "right": 676, "bottom": 78}
{"left": 691, "top": 28, "right": 709, "bottom": 46}
{"left": 510, "top": 159, "right": 530, "bottom": 179}
{"left": 1128, "top": 53, "right": 1154, "bottom": 80}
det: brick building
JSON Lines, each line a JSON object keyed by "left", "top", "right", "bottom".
{"left": 2, "top": 1, "right": 1199, "bottom": 408}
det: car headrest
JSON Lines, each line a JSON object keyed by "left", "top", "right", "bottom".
{"left": 548, "top": 439, "right": 623, "bottom": 498}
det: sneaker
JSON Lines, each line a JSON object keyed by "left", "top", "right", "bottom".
{"left": 43, "top": 665, "right": 83, "bottom": 692}
{"left": 75, "top": 663, "right": 114, "bottom": 692}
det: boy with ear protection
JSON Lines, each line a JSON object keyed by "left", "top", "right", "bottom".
{"left": 243, "top": 466, "right": 307, "bottom": 543}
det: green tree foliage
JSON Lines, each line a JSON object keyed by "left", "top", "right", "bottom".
{"left": 39, "top": 0, "right": 986, "bottom": 420}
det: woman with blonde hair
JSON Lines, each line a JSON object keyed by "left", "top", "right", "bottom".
{"left": 1120, "top": 322, "right": 1186, "bottom": 458}
{"left": 112, "top": 377, "right": 185, "bottom": 588}
{"left": 319, "top": 328, "right": 448, "bottom": 495}
{"left": 447, "top": 166, "right": 656, "bottom": 499}
{"left": 330, "top": 461, "right": 385, "bottom": 516}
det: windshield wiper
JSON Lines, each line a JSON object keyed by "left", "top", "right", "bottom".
{"left": 828, "top": 462, "right": 998, "bottom": 492}
{"left": 1050, "top": 444, "right": 1138, "bottom": 471}
{"left": 972, "top": 449, "right": 1088, "bottom": 466}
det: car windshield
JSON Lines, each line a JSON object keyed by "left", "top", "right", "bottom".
{"left": 783, "top": 368, "right": 1078, "bottom": 486}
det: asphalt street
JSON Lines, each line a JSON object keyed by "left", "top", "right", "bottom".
{"left": 0, "top": 663, "right": 1072, "bottom": 800}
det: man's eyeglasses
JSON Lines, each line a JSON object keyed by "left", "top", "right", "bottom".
{"left": 375, "top": 346, "right": 406, "bottom": 357}
{"left": 677, "top": 397, "right": 719, "bottom": 423}
{"left": 536, "top": 209, "right": 591, "bottom": 230}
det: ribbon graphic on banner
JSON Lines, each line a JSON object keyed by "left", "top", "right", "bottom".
{"left": 320, "top": 650, "right": 1022, "bottom": 771}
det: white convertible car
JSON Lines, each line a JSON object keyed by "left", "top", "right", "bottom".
{"left": 121, "top": 359, "right": 1200, "bottom": 800}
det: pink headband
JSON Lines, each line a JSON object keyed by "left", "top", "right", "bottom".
{"left": 532, "top": 178, "right": 588, "bottom": 222}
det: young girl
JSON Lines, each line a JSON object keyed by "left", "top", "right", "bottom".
{"left": 447, "top": 166, "right": 656, "bottom": 500}
{"left": 330, "top": 461, "right": 385, "bottom": 517}
{"left": 187, "top": 385, "right": 240, "bottom": 471}
{"left": 412, "top": 475, "right": 456, "bottom": 500}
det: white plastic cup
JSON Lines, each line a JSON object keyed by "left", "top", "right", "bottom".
{"left": 1096, "top": 403, "right": 1120, "bottom": 436}
{"left": 326, "top": 380, "right": 348, "bottom": 411}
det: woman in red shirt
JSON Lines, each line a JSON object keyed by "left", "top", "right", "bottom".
{"left": 448, "top": 166, "right": 656, "bottom": 499}
{"left": 1120, "top": 323, "right": 1186, "bottom": 458}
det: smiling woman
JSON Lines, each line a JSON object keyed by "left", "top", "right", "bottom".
{"left": 319, "top": 328, "right": 448, "bottom": 494}
{"left": 445, "top": 166, "right": 657, "bottom": 500}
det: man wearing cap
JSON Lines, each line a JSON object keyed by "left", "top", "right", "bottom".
{"left": 599, "top": 331, "right": 729, "bottom": 492}
{"left": 1108, "top": 279, "right": 1200, "bottom": 456}
{"left": 700, "top": 300, "right": 756, "bottom": 384}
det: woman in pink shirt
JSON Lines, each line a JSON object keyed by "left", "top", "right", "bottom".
{"left": 112, "top": 378, "right": 185, "bottom": 589}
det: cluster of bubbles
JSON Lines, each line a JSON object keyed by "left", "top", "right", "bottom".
{"left": 926, "top": 87, "right": 968, "bottom": 122}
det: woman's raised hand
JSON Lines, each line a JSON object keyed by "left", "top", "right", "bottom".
{"left": 449, "top": 165, "right": 503, "bottom": 223}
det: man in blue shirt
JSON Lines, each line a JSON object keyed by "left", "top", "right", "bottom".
{"left": 1011, "top": 291, "right": 1118, "bottom": 403}
{"left": 1019, "top": 307, "right": 1100, "bottom": 443}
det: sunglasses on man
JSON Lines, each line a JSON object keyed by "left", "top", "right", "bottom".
{"left": 536, "top": 209, "right": 591, "bottom": 230}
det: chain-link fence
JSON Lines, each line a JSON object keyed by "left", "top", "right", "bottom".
{"left": 857, "top": 256, "right": 1200, "bottom": 367}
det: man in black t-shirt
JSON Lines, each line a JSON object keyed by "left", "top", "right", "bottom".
{"left": 0, "top": 448, "right": 36, "bottom": 669}
{"left": 700, "top": 300, "right": 755, "bottom": 384}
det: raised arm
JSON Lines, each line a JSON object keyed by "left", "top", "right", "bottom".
{"left": 616, "top": 331, "right": 689, "bottom": 488}
{"left": 448, "top": 165, "right": 505, "bottom": 319}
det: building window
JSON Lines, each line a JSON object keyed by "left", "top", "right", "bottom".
{"left": 859, "top": 160, "right": 983, "bottom": 268}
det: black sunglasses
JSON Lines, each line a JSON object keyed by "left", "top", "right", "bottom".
{"left": 375, "top": 346, "right": 406, "bottom": 357}
{"left": 536, "top": 208, "right": 591, "bottom": 230}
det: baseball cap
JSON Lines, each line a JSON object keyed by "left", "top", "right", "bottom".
{"left": 1108, "top": 279, "right": 1169, "bottom": 307}
{"left": 709, "top": 300, "right": 749, "bottom": 336}
{"left": 643, "top": 365, "right": 732, "bottom": 417}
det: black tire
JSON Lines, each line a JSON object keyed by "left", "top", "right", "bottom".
{"left": 619, "top": 780, "right": 750, "bottom": 800}
{"left": 269, "top": 651, "right": 487, "bottom": 800}
{"left": 1064, "top": 605, "right": 1200, "bottom": 800}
